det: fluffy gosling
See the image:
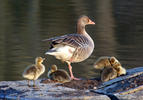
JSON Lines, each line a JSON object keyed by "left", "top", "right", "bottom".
{"left": 94, "top": 56, "right": 126, "bottom": 76}
{"left": 48, "top": 65, "right": 71, "bottom": 83}
{"left": 94, "top": 56, "right": 126, "bottom": 82}
{"left": 101, "top": 67, "right": 117, "bottom": 82}
{"left": 22, "top": 57, "right": 45, "bottom": 87}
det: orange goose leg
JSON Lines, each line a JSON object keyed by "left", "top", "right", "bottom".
{"left": 67, "top": 62, "right": 80, "bottom": 80}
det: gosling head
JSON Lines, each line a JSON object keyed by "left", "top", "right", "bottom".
{"left": 35, "top": 57, "right": 45, "bottom": 64}
{"left": 47, "top": 65, "right": 58, "bottom": 78}
{"left": 109, "top": 56, "right": 120, "bottom": 66}
{"left": 51, "top": 65, "right": 57, "bottom": 72}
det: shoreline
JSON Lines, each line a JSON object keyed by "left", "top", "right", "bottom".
{"left": 1, "top": 67, "right": 143, "bottom": 100}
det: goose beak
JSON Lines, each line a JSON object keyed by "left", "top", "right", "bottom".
{"left": 88, "top": 19, "right": 95, "bottom": 25}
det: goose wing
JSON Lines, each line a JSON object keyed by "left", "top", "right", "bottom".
{"left": 43, "top": 34, "right": 89, "bottom": 48}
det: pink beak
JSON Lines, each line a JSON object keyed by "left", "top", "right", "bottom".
{"left": 88, "top": 19, "right": 95, "bottom": 25}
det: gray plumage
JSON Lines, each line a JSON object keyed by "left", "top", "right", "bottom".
{"left": 44, "top": 33, "right": 94, "bottom": 63}
{"left": 44, "top": 15, "right": 95, "bottom": 79}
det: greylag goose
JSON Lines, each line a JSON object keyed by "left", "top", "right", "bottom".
{"left": 47, "top": 65, "right": 71, "bottom": 83}
{"left": 22, "top": 57, "right": 45, "bottom": 87}
{"left": 44, "top": 15, "right": 95, "bottom": 80}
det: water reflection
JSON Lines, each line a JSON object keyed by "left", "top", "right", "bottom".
{"left": 0, "top": 0, "right": 143, "bottom": 81}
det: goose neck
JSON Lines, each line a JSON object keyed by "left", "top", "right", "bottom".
{"left": 77, "top": 23, "right": 86, "bottom": 34}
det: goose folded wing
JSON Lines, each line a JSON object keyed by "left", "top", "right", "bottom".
{"left": 43, "top": 34, "right": 89, "bottom": 48}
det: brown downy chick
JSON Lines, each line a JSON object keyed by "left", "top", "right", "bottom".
{"left": 109, "top": 57, "right": 126, "bottom": 76}
{"left": 47, "top": 65, "right": 71, "bottom": 83}
{"left": 94, "top": 56, "right": 126, "bottom": 82}
{"left": 94, "top": 56, "right": 126, "bottom": 76}
{"left": 101, "top": 67, "right": 117, "bottom": 82}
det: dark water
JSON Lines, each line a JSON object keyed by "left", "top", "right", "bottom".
{"left": 0, "top": 0, "right": 143, "bottom": 81}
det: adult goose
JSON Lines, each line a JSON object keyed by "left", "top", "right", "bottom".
{"left": 44, "top": 15, "right": 95, "bottom": 80}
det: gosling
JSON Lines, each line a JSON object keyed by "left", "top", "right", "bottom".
{"left": 94, "top": 56, "right": 126, "bottom": 82}
{"left": 101, "top": 67, "right": 117, "bottom": 82}
{"left": 48, "top": 65, "right": 71, "bottom": 83}
{"left": 22, "top": 57, "right": 45, "bottom": 87}
{"left": 94, "top": 56, "right": 126, "bottom": 76}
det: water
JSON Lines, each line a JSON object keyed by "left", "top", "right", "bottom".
{"left": 0, "top": 0, "right": 143, "bottom": 81}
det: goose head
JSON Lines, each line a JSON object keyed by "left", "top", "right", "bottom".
{"left": 78, "top": 15, "right": 95, "bottom": 26}
{"left": 77, "top": 15, "right": 95, "bottom": 34}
